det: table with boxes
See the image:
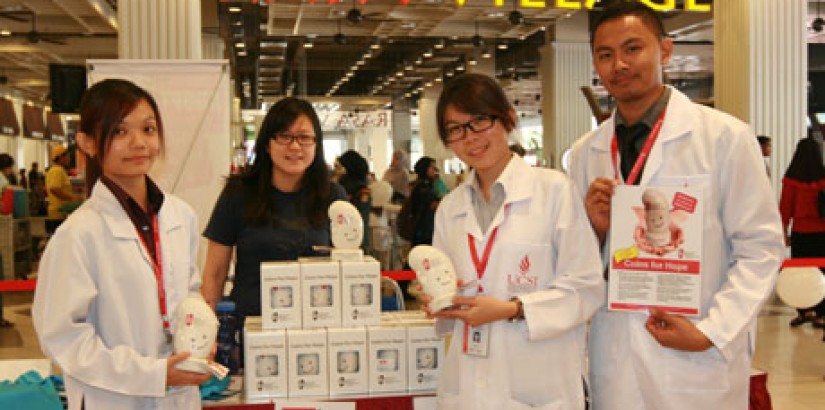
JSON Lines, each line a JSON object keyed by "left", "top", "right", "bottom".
{"left": 243, "top": 256, "right": 445, "bottom": 402}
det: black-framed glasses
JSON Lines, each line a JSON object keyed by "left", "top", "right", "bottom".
{"left": 444, "top": 115, "right": 498, "bottom": 143}
{"left": 271, "top": 132, "right": 317, "bottom": 146}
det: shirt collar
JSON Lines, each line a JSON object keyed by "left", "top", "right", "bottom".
{"left": 100, "top": 175, "right": 165, "bottom": 217}
{"left": 615, "top": 86, "right": 671, "bottom": 129}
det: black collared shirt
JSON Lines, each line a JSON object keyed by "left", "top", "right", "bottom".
{"left": 614, "top": 87, "right": 671, "bottom": 183}
{"left": 100, "top": 175, "right": 165, "bottom": 263}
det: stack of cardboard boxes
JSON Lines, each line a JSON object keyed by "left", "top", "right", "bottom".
{"left": 244, "top": 256, "right": 445, "bottom": 400}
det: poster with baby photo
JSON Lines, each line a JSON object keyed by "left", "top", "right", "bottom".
{"left": 608, "top": 185, "right": 703, "bottom": 316}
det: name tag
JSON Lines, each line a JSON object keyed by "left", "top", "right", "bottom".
{"left": 462, "top": 323, "right": 490, "bottom": 357}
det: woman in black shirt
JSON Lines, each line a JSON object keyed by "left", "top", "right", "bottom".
{"left": 201, "top": 98, "right": 346, "bottom": 318}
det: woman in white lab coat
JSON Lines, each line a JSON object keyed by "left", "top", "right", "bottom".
{"left": 568, "top": 86, "right": 785, "bottom": 409}
{"left": 33, "top": 79, "right": 210, "bottom": 410}
{"left": 421, "top": 73, "right": 605, "bottom": 410}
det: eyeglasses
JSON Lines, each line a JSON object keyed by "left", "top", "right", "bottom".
{"left": 444, "top": 115, "right": 498, "bottom": 143}
{"left": 271, "top": 132, "right": 317, "bottom": 146}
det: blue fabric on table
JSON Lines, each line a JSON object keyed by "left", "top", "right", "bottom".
{"left": 0, "top": 370, "right": 62, "bottom": 410}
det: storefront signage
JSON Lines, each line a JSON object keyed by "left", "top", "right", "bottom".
{"left": 242, "top": 0, "right": 710, "bottom": 12}
{"left": 455, "top": 0, "right": 710, "bottom": 12}
{"left": 319, "top": 110, "right": 392, "bottom": 131}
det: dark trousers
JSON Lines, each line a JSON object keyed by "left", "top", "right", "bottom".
{"left": 790, "top": 231, "right": 825, "bottom": 317}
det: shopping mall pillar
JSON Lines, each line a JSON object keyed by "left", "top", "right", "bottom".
{"left": 118, "top": 0, "right": 202, "bottom": 59}
{"left": 539, "top": 11, "right": 593, "bottom": 170}
{"left": 715, "top": 0, "right": 807, "bottom": 190}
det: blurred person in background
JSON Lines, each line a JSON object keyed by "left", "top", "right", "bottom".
{"left": 382, "top": 149, "right": 411, "bottom": 203}
{"left": 780, "top": 137, "right": 825, "bottom": 334}
{"left": 337, "top": 149, "right": 372, "bottom": 250}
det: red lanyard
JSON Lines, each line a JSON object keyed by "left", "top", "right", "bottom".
{"left": 610, "top": 109, "right": 667, "bottom": 185}
{"left": 136, "top": 215, "right": 169, "bottom": 331}
{"left": 467, "top": 227, "right": 498, "bottom": 293}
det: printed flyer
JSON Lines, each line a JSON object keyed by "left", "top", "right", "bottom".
{"left": 608, "top": 185, "right": 703, "bottom": 316}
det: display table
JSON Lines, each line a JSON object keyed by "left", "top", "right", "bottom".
{"left": 204, "top": 394, "right": 434, "bottom": 410}
{"left": 203, "top": 377, "right": 434, "bottom": 410}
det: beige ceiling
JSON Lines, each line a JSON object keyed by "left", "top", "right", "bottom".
{"left": 0, "top": 1, "right": 821, "bottom": 111}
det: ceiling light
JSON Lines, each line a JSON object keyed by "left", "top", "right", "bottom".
{"left": 237, "top": 51, "right": 247, "bottom": 57}
{"left": 415, "top": 58, "right": 423, "bottom": 66}
{"left": 405, "top": 62, "right": 414, "bottom": 71}
{"left": 446, "top": 70, "right": 455, "bottom": 77}
{"left": 0, "top": 29, "right": 10, "bottom": 37}
{"left": 468, "top": 57, "right": 477, "bottom": 66}
{"left": 235, "top": 42, "right": 245, "bottom": 48}
{"left": 481, "top": 48, "right": 492, "bottom": 58}
{"left": 434, "top": 77, "right": 442, "bottom": 82}
{"left": 396, "top": 70, "right": 404, "bottom": 77}
{"left": 370, "top": 39, "right": 381, "bottom": 49}
{"left": 357, "top": 60, "right": 365, "bottom": 65}
{"left": 423, "top": 49, "right": 433, "bottom": 58}
{"left": 434, "top": 39, "right": 446, "bottom": 49}
{"left": 229, "top": 6, "right": 241, "bottom": 13}
{"left": 303, "top": 40, "right": 313, "bottom": 49}
{"left": 456, "top": 64, "right": 465, "bottom": 72}
{"left": 497, "top": 43, "right": 508, "bottom": 50}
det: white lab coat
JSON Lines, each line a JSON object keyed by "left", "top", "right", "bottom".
{"left": 568, "top": 87, "right": 785, "bottom": 410}
{"left": 432, "top": 155, "right": 605, "bottom": 410}
{"left": 33, "top": 181, "right": 202, "bottom": 410}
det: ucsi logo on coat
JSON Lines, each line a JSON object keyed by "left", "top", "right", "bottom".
{"left": 507, "top": 255, "right": 538, "bottom": 292}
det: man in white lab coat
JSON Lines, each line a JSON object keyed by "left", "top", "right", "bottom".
{"left": 567, "top": 3, "right": 785, "bottom": 409}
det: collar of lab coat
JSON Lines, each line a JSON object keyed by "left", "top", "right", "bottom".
{"left": 88, "top": 180, "right": 182, "bottom": 241}
{"left": 588, "top": 86, "right": 696, "bottom": 185}
{"left": 450, "top": 154, "right": 534, "bottom": 238}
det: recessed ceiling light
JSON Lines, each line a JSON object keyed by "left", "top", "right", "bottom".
{"left": 229, "top": 6, "right": 241, "bottom": 13}
{"left": 235, "top": 42, "right": 245, "bottom": 48}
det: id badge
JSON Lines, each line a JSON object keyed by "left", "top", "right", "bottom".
{"left": 462, "top": 323, "right": 490, "bottom": 357}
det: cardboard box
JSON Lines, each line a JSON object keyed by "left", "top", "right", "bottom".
{"left": 367, "top": 326, "right": 408, "bottom": 393}
{"left": 407, "top": 325, "right": 444, "bottom": 391}
{"left": 340, "top": 256, "right": 381, "bottom": 327}
{"left": 327, "top": 327, "right": 368, "bottom": 396}
{"left": 243, "top": 317, "right": 288, "bottom": 400}
{"left": 260, "top": 262, "right": 302, "bottom": 330}
{"left": 301, "top": 260, "right": 342, "bottom": 329}
{"left": 287, "top": 329, "right": 329, "bottom": 397}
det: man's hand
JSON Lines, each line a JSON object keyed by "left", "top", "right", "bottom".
{"left": 585, "top": 177, "right": 617, "bottom": 246}
{"left": 166, "top": 352, "right": 212, "bottom": 387}
{"left": 645, "top": 309, "right": 713, "bottom": 352}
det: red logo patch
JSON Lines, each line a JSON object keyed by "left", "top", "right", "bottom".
{"left": 520, "top": 255, "right": 530, "bottom": 274}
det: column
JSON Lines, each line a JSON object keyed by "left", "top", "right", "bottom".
{"left": 715, "top": 0, "right": 807, "bottom": 190}
{"left": 118, "top": 0, "right": 202, "bottom": 59}
{"left": 540, "top": 11, "right": 593, "bottom": 170}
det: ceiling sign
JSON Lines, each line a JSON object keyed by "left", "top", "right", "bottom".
{"left": 455, "top": 0, "right": 711, "bottom": 12}
{"left": 319, "top": 110, "right": 393, "bottom": 131}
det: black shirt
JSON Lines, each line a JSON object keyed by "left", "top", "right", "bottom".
{"left": 203, "top": 181, "right": 347, "bottom": 315}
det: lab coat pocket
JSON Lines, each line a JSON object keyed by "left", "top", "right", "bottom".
{"left": 496, "top": 241, "right": 553, "bottom": 296}
{"left": 664, "top": 347, "right": 729, "bottom": 392}
{"left": 505, "top": 331, "right": 563, "bottom": 407}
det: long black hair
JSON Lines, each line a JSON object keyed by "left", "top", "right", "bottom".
{"left": 229, "top": 97, "right": 331, "bottom": 227}
{"left": 784, "top": 137, "right": 825, "bottom": 182}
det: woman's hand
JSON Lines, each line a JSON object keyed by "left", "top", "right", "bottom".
{"left": 166, "top": 352, "right": 212, "bottom": 387}
{"left": 435, "top": 296, "right": 518, "bottom": 327}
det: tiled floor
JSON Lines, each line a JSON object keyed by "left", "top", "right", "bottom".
{"left": 1, "top": 292, "right": 823, "bottom": 408}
